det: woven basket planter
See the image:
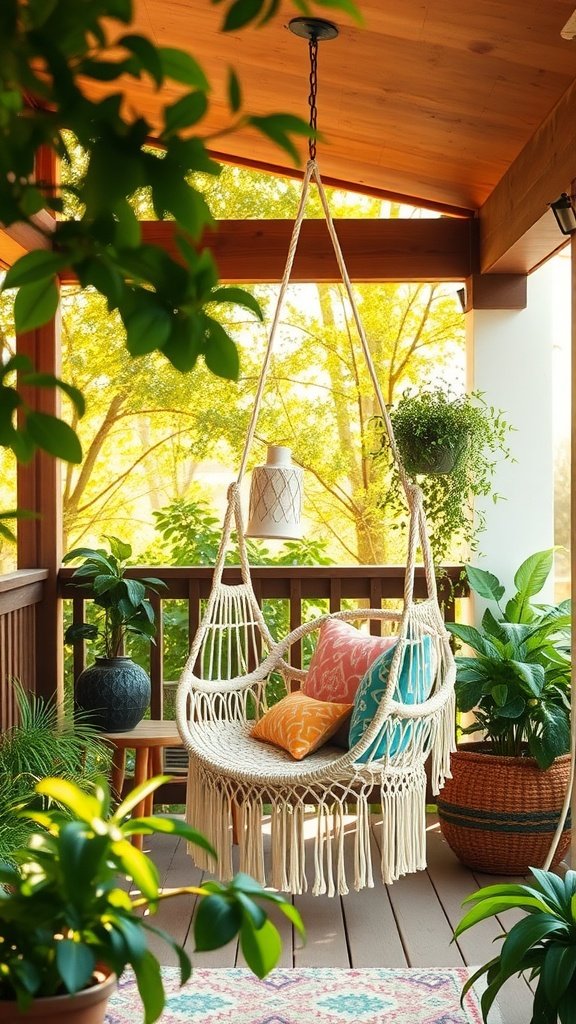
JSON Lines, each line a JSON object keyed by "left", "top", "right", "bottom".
{"left": 437, "top": 744, "right": 572, "bottom": 875}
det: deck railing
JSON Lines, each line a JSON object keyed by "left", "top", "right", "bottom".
{"left": 59, "top": 564, "right": 467, "bottom": 719}
{"left": 0, "top": 569, "right": 48, "bottom": 730}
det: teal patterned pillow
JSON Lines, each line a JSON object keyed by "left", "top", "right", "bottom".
{"left": 349, "top": 634, "right": 435, "bottom": 762}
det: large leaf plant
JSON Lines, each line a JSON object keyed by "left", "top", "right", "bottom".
{"left": 63, "top": 535, "right": 166, "bottom": 657}
{"left": 447, "top": 549, "right": 571, "bottom": 769}
{"left": 455, "top": 868, "right": 576, "bottom": 1024}
{"left": 0, "top": 775, "right": 304, "bottom": 1021}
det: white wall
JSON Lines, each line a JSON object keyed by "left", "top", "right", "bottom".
{"left": 467, "top": 260, "right": 558, "bottom": 601}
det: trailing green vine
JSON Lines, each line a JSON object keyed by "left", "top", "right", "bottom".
{"left": 373, "top": 386, "right": 514, "bottom": 566}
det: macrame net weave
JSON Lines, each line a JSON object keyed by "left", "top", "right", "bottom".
{"left": 176, "top": 161, "right": 456, "bottom": 896}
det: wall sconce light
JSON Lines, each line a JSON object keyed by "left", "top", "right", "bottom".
{"left": 549, "top": 193, "right": 576, "bottom": 235}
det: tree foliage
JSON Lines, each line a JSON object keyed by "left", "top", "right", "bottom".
{"left": 0, "top": 0, "right": 359, "bottom": 476}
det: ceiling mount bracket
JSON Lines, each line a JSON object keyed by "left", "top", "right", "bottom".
{"left": 288, "top": 17, "right": 339, "bottom": 42}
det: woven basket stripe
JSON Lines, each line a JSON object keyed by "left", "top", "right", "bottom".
{"left": 437, "top": 811, "right": 570, "bottom": 835}
{"left": 437, "top": 800, "right": 572, "bottom": 826}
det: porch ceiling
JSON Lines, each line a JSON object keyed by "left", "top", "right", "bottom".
{"left": 85, "top": 0, "right": 576, "bottom": 272}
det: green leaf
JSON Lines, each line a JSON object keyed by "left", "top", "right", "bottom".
{"left": 56, "top": 940, "right": 95, "bottom": 994}
{"left": 124, "top": 577, "right": 146, "bottom": 606}
{"left": 194, "top": 894, "right": 242, "bottom": 950}
{"left": 223, "top": 0, "right": 265, "bottom": 31}
{"left": 122, "top": 816, "right": 216, "bottom": 858}
{"left": 239, "top": 917, "right": 281, "bottom": 978}
{"left": 227, "top": 68, "right": 241, "bottom": 112}
{"left": 23, "top": 374, "right": 85, "bottom": 417}
{"left": 312, "top": 0, "right": 363, "bottom": 23}
{"left": 158, "top": 48, "right": 209, "bottom": 89}
{"left": 446, "top": 621, "right": 500, "bottom": 658}
{"left": 34, "top": 778, "right": 102, "bottom": 820}
{"left": 26, "top": 412, "right": 82, "bottom": 463}
{"left": 514, "top": 549, "right": 554, "bottom": 601}
{"left": 202, "top": 318, "right": 240, "bottom": 380}
{"left": 132, "top": 949, "right": 164, "bottom": 1024}
{"left": 114, "top": 775, "right": 170, "bottom": 820}
{"left": 104, "top": 535, "right": 132, "bottom": 561}
{"left": 164, "top": 91, "right": 208, "bottom": 134}
{"left": 110, "top": 839, "right": 160, "bottom": 901}
{"left": 64, "top": 622, "right": 99, "bottom": 643}
{"left": 210, "top": 286, "right": 263, "bottom": 320}
{"left": 3, "top": 250, "right": 68, "bottom": 289}
{"left": 466, "top": 565, "right": 505, "bottom": 603}
{"left": 455, "top": 895, "right": 550, "bottom": 937}
{"left": 248, "top": 113, "right": 311, "bottom": 166}
{"left": 125, "top": 298, "right": 172, "bottom": 356}
{"left": 501, "top": 914, "right": 568, "bottom": 977}
{"left": 119, "top": 34, "right": 164, "bottom": 86}
{"left": 13, "top": 277, "right": 59, "bottom": 333}
{"left": 542, "top": 944, "right": 576, "bottom": 1003}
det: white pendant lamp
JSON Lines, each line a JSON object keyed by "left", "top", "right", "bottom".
{"left": 246, "top": 445, "right": 303, "bottom": 540}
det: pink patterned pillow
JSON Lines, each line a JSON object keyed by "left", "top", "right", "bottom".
{"left": 303, "top": 618, "right": 396, "bottom": 704}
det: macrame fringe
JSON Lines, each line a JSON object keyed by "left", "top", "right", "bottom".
{"left": 186, "top": 760, "right": 430, "bottom": 895}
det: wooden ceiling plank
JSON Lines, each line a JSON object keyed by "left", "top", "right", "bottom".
{"left": 479, "top": 76, "right": 576, "bottom": 272}
{"left": 0, "top": 211, "right": 55, "bottom": 266}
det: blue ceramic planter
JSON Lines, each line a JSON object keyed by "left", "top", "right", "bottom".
{"left": 75, "top": 656, "right": 150, "bottom": 732}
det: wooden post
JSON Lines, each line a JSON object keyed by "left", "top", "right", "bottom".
{"left": 17, "top": 312, "right": 64, "bottom": 704}
{"left": 16, "top": 146, "right": 62, "bottom": 704}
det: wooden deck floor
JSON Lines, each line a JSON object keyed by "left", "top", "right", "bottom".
{"left": 143, "top": 814, "right": 533, "bottom": 1023}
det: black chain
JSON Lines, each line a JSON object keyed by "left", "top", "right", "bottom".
{"left": 308, "top": 36, "right": 318, "bottom": 161}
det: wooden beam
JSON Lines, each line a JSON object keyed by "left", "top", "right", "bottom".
{"left": 480, "top": 78, "right": 576, "bottom": 273}
{"left": 78, "top": 218, "right": 473, "bottom": 284}
{"left": 465, "top": 273, "right": 527, "bottom": 310}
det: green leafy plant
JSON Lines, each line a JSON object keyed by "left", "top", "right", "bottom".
{"left": 0, "top": 775, "right": 304, "bottom": 1020}
{"left": 455, "top": 867, "right": 576, "bottom": 1024}
{"left": 375, "top": 386, "right": 512, "bottom": 564}
{"left": 63, "top": 535, "right": 166, "bottom": 657}
{"left": 447, "top": 549, "right": 571, "bottom": 769}
{"left": 0, "top": 681, "right": 111, "bottom": 862}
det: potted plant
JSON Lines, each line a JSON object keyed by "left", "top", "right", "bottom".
{"left": 0, "top": 774, "right": 303, "bottom": 1024}
{"left": 376, "top": 386, "right": 512, "bottom": 564}
{"left": 454, "top": 867, "right": 576, "bottom": 1024}
{"left": 438, "top": 549, "right": 572, "bottom": 874}
{"left": 63, "top": 536, "right": 166, "bottom": 732}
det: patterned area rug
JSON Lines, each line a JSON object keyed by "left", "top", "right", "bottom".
{"left": 106, "top": 966, "right": 490, "bottom": 1023}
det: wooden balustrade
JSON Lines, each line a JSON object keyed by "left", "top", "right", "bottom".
{"left": 59, "top": 564, "right": 467, "bottom": 716}
{"left": 0, "top": 569, "right": 48, "bottom": 730}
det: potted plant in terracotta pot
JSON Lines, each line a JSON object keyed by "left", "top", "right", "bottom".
{"left": 454, "top": 867, "right": 576, "bottom": 1023}
{"left": 375, "top": 386, "right": 512, "bottom": 564}
{"left": 438, "top": 549, "right": 571, "bottom": 874}
{"left": 63, "top": 536, "right": 166, "bottom": 731}
{"left": 0, "top": 774, "right": 303, "bottom": 1024}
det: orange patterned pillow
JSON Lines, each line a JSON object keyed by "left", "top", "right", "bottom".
{"left": 251, "top": 691, "right": 353, "bottom": 760}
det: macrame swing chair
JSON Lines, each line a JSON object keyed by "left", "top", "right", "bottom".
{"left": 176, "top": 21, "right": 456, "bottom": 897}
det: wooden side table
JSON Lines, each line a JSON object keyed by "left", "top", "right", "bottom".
{"left": 101, "top": 719, "right": 184, "bottom": 850}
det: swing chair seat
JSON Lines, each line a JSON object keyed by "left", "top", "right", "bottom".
{"left": 178, "top": 602, "right": 456, "bottom": 896}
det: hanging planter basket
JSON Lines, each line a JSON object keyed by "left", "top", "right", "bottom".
{"left": 437, "top": 744, "right": 572, "bottom": 874}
